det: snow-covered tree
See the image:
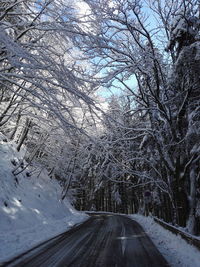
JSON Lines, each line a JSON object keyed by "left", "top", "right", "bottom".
{"left": 67, "top": 0, "right": 200, "bottom": 233}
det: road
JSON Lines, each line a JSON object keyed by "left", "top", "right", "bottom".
{"left": 2, "top": 214, "right": 169, "bottom": 267}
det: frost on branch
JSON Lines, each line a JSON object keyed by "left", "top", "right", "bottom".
{"left": 166, "top": 13, "right": 200, "bottom": 57}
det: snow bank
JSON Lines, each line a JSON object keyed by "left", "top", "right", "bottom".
{"left": 130, "top": 214, "right": 200, "bottom": 267}
{"left": 0, "top": 133, "right": 88, "bottom": 262}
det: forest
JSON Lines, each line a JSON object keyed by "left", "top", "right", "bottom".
{"left": 0, "top": 0, "right": 200, "bottom": 235}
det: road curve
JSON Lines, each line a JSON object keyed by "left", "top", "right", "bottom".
{"left": 2, "top": 214, "right": 169, "bottom": 267}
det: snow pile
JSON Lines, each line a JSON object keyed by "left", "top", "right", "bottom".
{"left": 130, "top": 214, "right": 200, "bottom": 267}
{"left": 0, "top": 133, "right": 88, "bottom": 262}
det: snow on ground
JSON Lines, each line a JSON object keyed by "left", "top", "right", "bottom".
{"left": 0, "top": 133, "right": 88, "bottom": 262}
{"left": 130, "top": 214, "right": 200, "bottom": 267}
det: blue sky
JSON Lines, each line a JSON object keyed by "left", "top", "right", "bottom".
{"left": 97, "top": 75, "right": 137, "bottom": 98}
{"left": 96, "top": 2, "right": 163, "bottom": 99}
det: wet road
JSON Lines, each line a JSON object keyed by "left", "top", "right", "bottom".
{"left": 2, "top": 215, "right": 169, "bottom": 267}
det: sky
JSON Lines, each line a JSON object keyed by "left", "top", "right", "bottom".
{"left": 35, "top": 0, "right": 163, "bottom": 99}
{"left": 76, "top": 0, "right": 160, "bottom": 99}
{"left": 97, "top": 75, "right": 138, "bottom": 98}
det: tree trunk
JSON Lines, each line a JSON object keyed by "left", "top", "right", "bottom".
{"left": 17, "top": 118, "right": 31, "bottom": 152}
{"left": 10, "top": 111, "right": 21, "bottom": 140}
{"left": 187, "top": 166, "right": 198, "bottom": 234}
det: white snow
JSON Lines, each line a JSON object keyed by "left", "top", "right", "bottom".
{"left": 0, "top": 133, "right": 88, "bottom": 263}
{"left": 130, "top": 214, "right": 200, "bottom": 267}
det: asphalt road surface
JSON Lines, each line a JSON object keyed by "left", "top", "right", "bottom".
{"left": 2, "top": 214, "right": 169, "bottom": 267}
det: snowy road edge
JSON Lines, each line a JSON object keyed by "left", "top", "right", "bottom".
{"left": 0, "top": 217, "right": 91, "bottom": 267}
{"left": 153, "top": 217, "right": 200, "bottom": 251}
{"left": 129, "top": 214, "right": 200, "bottom": 267}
